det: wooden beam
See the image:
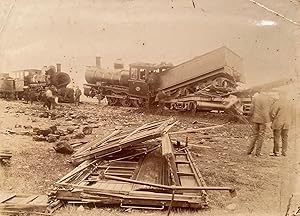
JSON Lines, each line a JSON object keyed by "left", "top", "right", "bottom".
{"left": 169, "top": 123, "right": 228, "bottom": 135}
{"left": 105, "top": 175, "right": 236, "bottom": 192}
{"left": 161, "top": 133, "right": 180, "bottom": 186}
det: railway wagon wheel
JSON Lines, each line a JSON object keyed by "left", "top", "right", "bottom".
{"left": 107, "top": 97, "right": 119, "bottom": 106}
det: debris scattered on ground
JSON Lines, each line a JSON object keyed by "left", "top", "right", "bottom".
{"left": 0, "top": 150, "right": 12, "bottom": 162}
{"left": 0, "top": 192, "right": 51, "bottom": 214}
{"left": 82, "top": 126, "right": 93, "bottom": 135}
{"left": 71, "top": 132, "right": 85, "bottom": 139}
{"left": 49, "top": 118, "right": 235, "bottom": 211}
{"left": 54, "top": 141, "right": 74, "bottom": 154}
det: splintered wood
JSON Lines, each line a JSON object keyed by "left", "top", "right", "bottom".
{"left": 52, "top": 118, "right": 235, "bottom": 210}
{"left": 71, "top": 118, "right": 173, "bottom": 164}
{"left": 0, "top": 150, "right": 12, "bottom": 160}
{"left": 0, "top": 192, "right": 50, "bottom": 215}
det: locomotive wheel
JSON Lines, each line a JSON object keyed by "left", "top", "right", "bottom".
{"left": 132, "top": 99, "right": 144, "bottom": 108}
{"left": 182, "top": 87, "right": 191, "bottom": 96}
{"left": 189, "top": 101, "right": 197, "bottom": 115}
{"left": 120, "top": 98, "right": 132, "bottom": 107}
{"left": 107, "top": 97, "right": 119, "bottom": 106}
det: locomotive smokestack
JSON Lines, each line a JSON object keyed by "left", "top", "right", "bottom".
{"left": 56, "top": 63, "right": 61, "bottom": 73}
{"left": 96, "top": 56, "right": 101, "bottom": 68}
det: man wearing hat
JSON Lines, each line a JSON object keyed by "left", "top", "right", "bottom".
{"left": 247, "top": 91, "right": 275, "bottom": 157}
{"left": 269, "top": 91, "right": 291, "bottom": 156}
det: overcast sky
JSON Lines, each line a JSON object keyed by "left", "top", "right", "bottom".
{"left": 0, "top": 0, "right": 298, "bottom": 86}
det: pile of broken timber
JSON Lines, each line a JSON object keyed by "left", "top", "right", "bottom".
{"left": 52, "top": 118, "right": 236, "bottom": 210}
{"left": 71, "top": 118, "right": 176, "bottom": 164}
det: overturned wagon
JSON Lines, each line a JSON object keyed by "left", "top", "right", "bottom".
{"left": 83, "top": 47, "right": 247, "bottom": 112}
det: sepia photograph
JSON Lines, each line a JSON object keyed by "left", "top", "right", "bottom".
{"left": 0, "top": 0, "right": 299, "bottom": 215}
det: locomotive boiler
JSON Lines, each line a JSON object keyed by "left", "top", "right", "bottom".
{"left": 83, "top": 47, "right": 245, "bottom": 111}
{"left": 83, "top": 57, "right": 171, "bottom": 107}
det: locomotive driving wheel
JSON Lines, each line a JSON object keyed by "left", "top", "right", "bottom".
{"left": 120, "top": 97, "right": 132, "bottom": 107}
{"left": 107, "top": 97, "right": 119, "bottom": 106}
{"left": 132, "top": 98, "right": 144, "bottom": 108}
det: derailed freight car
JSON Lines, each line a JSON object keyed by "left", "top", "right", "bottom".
{"left": 83, "top": 47, "right": 246, "bottom": 112}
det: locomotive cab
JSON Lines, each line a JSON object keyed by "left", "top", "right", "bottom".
{"left": 128, "top": 63, "right": 172, "bottom": 99}
{"left": 128, "top": 63, "right": 155, "bottom": 98}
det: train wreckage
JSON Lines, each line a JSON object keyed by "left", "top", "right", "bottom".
{"left": 0, "top": 46, "right": 296, "bottom": 215}
{"left": 0, "top": 64, "right": 74, "bottom": 103}
{"left": 83, "top": 47, "right": 250, "bottom": 113}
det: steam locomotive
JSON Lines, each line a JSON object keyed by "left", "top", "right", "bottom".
{"left": 83, "top": 47, "right": 245, "bottom": 111}
{"left": 1, "top": 64, "right": 74, "bottom": 102}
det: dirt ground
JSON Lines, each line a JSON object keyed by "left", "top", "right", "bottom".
{"left": 0, "top": 96, "right": 299, "bottom": 216}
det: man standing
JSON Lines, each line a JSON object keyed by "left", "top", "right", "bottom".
{"left": 155, "top": 88, "right": 167, "bottom": 114}
{"left": 74, "top": 86, "right": 82, "bottom": 106}
{"left": 247, "top": 92, "right": 274, "bottom": 157}
{"left": 43, "top": 87, "right": 54, "bottom": 110}
{"left": 270, "top": 91, "right": 291, "bottom": 157}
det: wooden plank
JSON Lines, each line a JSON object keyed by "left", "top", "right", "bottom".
{"left": 105, "top": 175, "right": 234, "bottom": 192}
{"left": 177, "top": 164, "right": 193, "bottom": 173}
{"left": 161, "top": 133, "right": 180, "bottom": 186}
{"left": 119, "top": 123, "right": 149, "bottom": 143}
{"left": 18, "top": 195, "right": 38, "bottom": 204}
{"left": 120, "top": 183, "right": 133, "bottom": 192}
{"left": 185, "top": 148, "right": 208, "bottom": 197}
{"left": 177, "top": 172, "right": 195, "bottom": 176}
{"left": 175, "top": 160, "right": 190, "bottom": 164}
{"left": 169, "top": 123, "right": 227, "bottom": 135}
{"left": 0, "top": 194, "right": 16, "bottom": 203}
{"left": 106, "top": 169, "right": 134, "bottom": 174}
{"left": 73, "top": 130, "right": 121, "bottom": 157}
{"left": 103, "top": 166, "right": 136, "bottom": 170}
{"left": 110, "top": 161, "right": 138, "bottom": 167}
{"left": 162, "top": 121, "right": 179, "bottom": 133}
{"left": 56, "top": 160, "right": 97, "bottom": 183}
{"left": 105, "top": 173, "right": 133, "bottom": 178}
{"left": 113, "top": 183, "right": 126, "bottom": 192}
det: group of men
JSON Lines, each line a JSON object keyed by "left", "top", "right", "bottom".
{"left": 247, "top": 90, "right": 291, "bottom": 157}
{"left": 43, "top": 85, "right": 82, "bottom": 110}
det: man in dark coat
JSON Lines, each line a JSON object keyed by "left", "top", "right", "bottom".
{"left": 155, "top": 88, "right": 167, "bottom": 114}
{"left": 247, "top": 92, "right": 275, "bottom": 157}
{"left": 269, "top": 91, "right": 291, "bottom": 156}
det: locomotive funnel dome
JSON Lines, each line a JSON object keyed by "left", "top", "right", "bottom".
{"left": 114, "top": 58, "right": 124, "bottom": 70}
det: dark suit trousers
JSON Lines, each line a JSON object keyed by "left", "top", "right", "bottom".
{"left": 273, "top": 129, "right": 288, "bottom": 155}
{"left": 248, "top": 123, "right": 266, "bottom": 155}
